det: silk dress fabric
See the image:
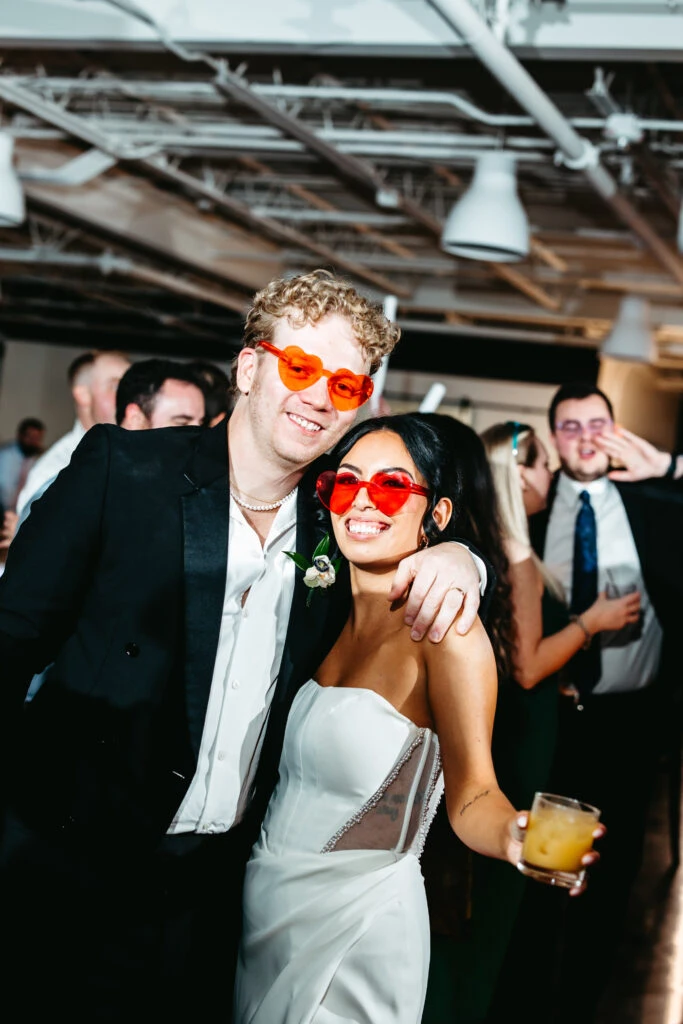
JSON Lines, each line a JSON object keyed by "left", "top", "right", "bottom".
{"left": 234, "top": 679, "right": 444, "bottom": 1024}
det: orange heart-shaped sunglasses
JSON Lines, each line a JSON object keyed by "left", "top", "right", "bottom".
{"left": 256, "top": 341, "right": 374, "bottom": 411}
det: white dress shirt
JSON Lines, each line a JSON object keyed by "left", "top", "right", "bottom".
{"left": 544, "top": 473, "right": 663, "bottom": 695}
{"left": 169, "top": 491, "right": 297, "bottom": 833}
{"left": 16, "top": 420, "right": 86, "bottom": 518}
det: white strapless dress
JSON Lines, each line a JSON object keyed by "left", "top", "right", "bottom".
{"left": 234, "top": 679, "right": 444, "bottom": 1024}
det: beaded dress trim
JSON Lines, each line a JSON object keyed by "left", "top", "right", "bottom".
{"left": 321, "top": 729, "right": 443, "bottom": 857}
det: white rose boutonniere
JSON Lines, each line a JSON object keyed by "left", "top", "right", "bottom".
{"left": 285, "top": 534, "right": 342, "bottom": 607}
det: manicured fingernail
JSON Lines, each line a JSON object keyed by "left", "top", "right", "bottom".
{"left": 405, "top": 615, "right": 414, "bottom": 626}
{"left": 410, "top": 628, "right": 422, "bottom": 640}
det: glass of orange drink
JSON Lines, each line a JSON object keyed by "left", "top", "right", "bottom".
{"left": 518, "top": 792, "right": 601, "bottom": 888}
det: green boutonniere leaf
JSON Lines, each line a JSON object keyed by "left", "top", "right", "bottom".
{"left": 312, "top": 534, "right": 330, "bottom": 559}
{"left": 284, "top": 551, "right": 311, "bottom": 572}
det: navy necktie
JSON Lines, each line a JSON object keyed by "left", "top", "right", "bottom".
{"left": 570, "top": 490, "right": 601, "bottom": 694}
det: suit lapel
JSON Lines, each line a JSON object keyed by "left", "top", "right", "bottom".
{"left": 276, "top": 461, "right": 350, "bottom": 707}
{"left": 615, "top": 483, "right": 647, "bottom": 554}
{"left": 181, "top": 422, "right": 230, "bottom": 757}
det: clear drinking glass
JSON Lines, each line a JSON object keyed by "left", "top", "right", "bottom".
{"left": 517, "top": 792, "right": 601, "bottom": 889}
{"left": 604, "top": 568, "right": 642, "bottom": 643}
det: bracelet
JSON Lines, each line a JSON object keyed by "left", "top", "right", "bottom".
{"left": 570, "top": 614, "right": 592, "bottom": 650}
{"left": 663, "top": 452, "right": 678, "bottom": 480}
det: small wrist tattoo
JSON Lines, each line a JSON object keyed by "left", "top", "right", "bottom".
{"left": 459, "top": 789, "right": 490, "bottom": 816}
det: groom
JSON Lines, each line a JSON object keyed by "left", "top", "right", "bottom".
{"left": 0, "top": 270, "right": 488, "bottom": 1023}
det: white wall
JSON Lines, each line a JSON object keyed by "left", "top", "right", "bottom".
{"left": 0, "top": 341, "right": 84, "bottom": 445}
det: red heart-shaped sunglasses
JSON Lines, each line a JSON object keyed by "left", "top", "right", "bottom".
{"left": 316, "top": 469, "right": 430, "bottom": 516}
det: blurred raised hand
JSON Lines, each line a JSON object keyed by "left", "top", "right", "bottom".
{"left": 595, "top": 426, "right": 673, "bottom": 483}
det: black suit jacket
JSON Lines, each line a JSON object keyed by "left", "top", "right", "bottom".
{"left": 0, "top": 421, "right": 349, "bottom": 853}
{"left": 529, "top": 472, "right": 683, "bottom": 690}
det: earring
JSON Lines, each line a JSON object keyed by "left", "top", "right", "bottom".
{"left": 419, "top": 531, "right": 429, "bottom": 550}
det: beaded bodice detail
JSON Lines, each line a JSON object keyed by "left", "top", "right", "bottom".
{"left": 321, "top": 727, "right": 442, "bottom": 856}
{"left": 258, "top": 680, "right": 444, "bottom": 860}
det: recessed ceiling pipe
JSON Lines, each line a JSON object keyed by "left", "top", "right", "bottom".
{"left": 426, "top": 0, "right": 683, "bottom": 288}
{"left": 21, "top": 77, "right": 683, "bottom": 135}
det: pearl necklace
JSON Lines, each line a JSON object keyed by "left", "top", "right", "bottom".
{"left": 230, "top": 484, "right": 297, "bottom": 513}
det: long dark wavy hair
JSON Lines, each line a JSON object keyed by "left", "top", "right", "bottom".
{"left": 415, "top": 414, "right": 514, "bottom": 681}
{"left": 327, "top": 413, "right": 512, "bottom": 679}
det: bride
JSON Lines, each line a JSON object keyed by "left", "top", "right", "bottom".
{"left": 234, "top": 414, "right": 600, "bottom": 1024}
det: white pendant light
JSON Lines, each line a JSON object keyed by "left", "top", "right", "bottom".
{"left": 441, "top": 151, "right": 529, "bottom": 262}
{"left": 600, "top": 295, "right": 655, "bottom": 363}
{"left": 0, "top": 134, "right": 25, "bottom": 227}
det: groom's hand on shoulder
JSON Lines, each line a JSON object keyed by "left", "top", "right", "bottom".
{"left": 389, "top": 542, "right": 484, "bottom": 643}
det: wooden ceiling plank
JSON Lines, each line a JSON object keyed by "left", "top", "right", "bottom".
{"left": 238, "top": 155, "right": 415, "bottom": 260}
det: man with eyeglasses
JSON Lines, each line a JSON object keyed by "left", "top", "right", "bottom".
{"left": 527, "top": 379, "right": 683, "bottom": 1023}
{"left": 0, "top": 269, "right": 489, "bottom": 1024}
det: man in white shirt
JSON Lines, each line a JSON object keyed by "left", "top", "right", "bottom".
{"left": 15, "top": 348, "right": 131, "bottom": 521}
{"left": 528, "top": 380, "right": 683, "bottom": 1023}
{"left": 0, "top": 269, "right": 490, "bottom": 1023}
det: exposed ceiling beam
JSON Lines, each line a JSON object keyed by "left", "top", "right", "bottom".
{"left": 0, "top": 244, "right": 249, "bottom": 313}
{"left": 578, "top": 277, "right": 683, "bottom": 298}
{"left": 0, "top": 78, "right": 410, "bottom": 299}
{"left": 237, "top": 155, "right": 415, "bottom": 261}
{"left": 147, "top": 157, "right": 411, "bottom": 297}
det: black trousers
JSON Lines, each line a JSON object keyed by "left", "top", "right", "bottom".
{"left": 2, "top": 819, "right": 251, "bottom": 1023}
{"left": 488, "top": 684, "right": 663, "bottom": 1024}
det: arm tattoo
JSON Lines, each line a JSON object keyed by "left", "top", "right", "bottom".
{"left": 459, "top": 789, "right": 490, "bottom": 817}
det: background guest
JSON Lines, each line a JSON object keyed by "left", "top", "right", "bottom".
{"left": 0, "top": 416, "right": 46, "bottom": 514}
{"left": 116, "top": 358, "right": 206, "bottom": 430}
{"left": 521, "top": 382, "right": 683, "bottom": 1023}
{"left": 15, "top": 349, "right": 130, "bottom": 522}
{"left": 0, "top": 416, "right": 46, "bottom": 572}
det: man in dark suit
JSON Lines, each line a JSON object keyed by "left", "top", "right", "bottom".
{"left": 528, "top": 380, "right": 683, "bottom": 1022}
{"left": 0, "top": 270, "right": 487, "bottom": 1023}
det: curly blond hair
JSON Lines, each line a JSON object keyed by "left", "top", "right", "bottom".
{"left": 238, "top": 269, "right": 400, "bottom": 380}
